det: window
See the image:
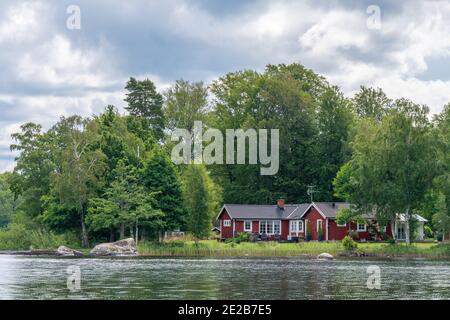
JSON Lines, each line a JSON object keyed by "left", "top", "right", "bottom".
{"left": 223, "top": 220, "right": 231, "bottom": 227}
{"left": 357, "top": 223, "right": 366, "bottom": 232}
{"left": 259, "top": 220, "right": 281, "bottom": 235}
{"left": 290, "top": 220, "right": 298, "bottom": 232}
{"left": 290, "top": 220, "right": 304, "bottom": 233}
{"left": 244, "top": 220, "right": 252, "bottom": 232}
{"left": 273, "top": 221, "right": 280, "bottom": 235}
{"left": 298, "top": 221, "right": 304, "bottom": 233}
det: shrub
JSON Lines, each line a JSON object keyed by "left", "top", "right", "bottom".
{"left": 424, "top": 225, "right": 433, "bottom": 238}
{"left": 342, "top": 235, "right": 357, "bottom": 251}
{"left": 231, "top": 232, "right": 249, "bottom": 244}
{"left": 0, "top": 223, "right": 79, "bottom": 250}
{"left": 306, "top": 225, "right": 311, "bottom": 241}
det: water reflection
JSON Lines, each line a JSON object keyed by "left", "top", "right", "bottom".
{"left": 0, "top": 255, "right": 449, "bottom": 299}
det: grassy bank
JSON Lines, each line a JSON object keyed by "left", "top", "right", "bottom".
{"left": 137, "top": 240, "right": 450, "bottom": 258}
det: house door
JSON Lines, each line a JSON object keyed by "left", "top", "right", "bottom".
{"left": 397, "top": 223, "right": 406, "bottom": 240}
{"left": 316, "top": 220, "right": 323, "bottom": 240}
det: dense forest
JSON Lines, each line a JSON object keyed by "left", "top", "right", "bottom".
{"left": 0, "top": 63, "right": 449, "bottom": 248}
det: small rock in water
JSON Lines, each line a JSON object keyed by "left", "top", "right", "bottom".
{"left": 90, "top": 238, "right": 138, "bottom": 257}
{"left": 57, "top": 246, "right": 83, "bottom": 257}
{"left": 317, "top": 252, "right": 334, "bottom": 260}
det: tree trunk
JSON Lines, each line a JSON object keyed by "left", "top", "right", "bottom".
{"left": 130, "top": 226, "right": 133, "bottom": 238}
{"left": 81, "top": 219, "right": 89, "bottom": 248}
{"left": 135, "top": 220, "right": 138, "bottom": 245}
{"left": 110, "top": 228, "right": 115, "bottom": 242}
{"left": 120, "top": 223, "right": 125, "bottom": 239}
{"left": 405, "top": 207, "right": 411, "bottom": 245}
{"left": 391, "top": 221, "right": 396, "bottom": 242}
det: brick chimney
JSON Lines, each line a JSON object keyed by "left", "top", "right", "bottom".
{"left": 277, "top": 199, "right": 285, "bottom": 209}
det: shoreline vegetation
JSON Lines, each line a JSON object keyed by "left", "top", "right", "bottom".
{"left": 1, "top": 240, "right": 450, "bottom": 259}
{"left": 1, "top": 63, "right": 450, "bottom": 253}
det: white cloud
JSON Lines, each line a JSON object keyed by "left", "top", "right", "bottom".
{"left": 1, "top": 0, "right": 450, "bottom": 172}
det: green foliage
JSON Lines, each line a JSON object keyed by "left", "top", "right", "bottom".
{"left": 164, "top": 79, "right": 208, "bottom": 133}
{"left": 334, "top": 99, "right": 439, "bottom": 244}
{"left": 424, "top": 225, "right": 434, "bottom": 238}
{"left": 0, "top": 173, "right": 19, "bottom": 227}
{"left": 0, "top": 223, "right": 78, "bottom": 250}
{"left": 182, "top": 165, "right": 212, "bottom": 240}
{"left": 142, "top": 147, "right": 185, "bottom": 231}
{"left": 125, "top": 77, "right": 165, "bottom": 141}
{"left": 231, "top": 232, "right": 249, "bottom": 244}
{"left": 317, "top": 222, "right": 323, "bottom": 241}
{"left": 342, "top": 235, "right": 358, "bottom": 251}
{"left": 305, "top": 222, "right": 311, "bottom": 241}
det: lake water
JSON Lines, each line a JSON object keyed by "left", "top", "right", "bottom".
{"left": 0, "top": 255, "right": 449, "bottom": 299}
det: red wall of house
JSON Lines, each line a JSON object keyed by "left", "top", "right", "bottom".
{"left": 328, "top": 219, "right": 394, "bottom": 241}
{"left": 328, "top": 219, "right": 349, "bottom": 241}
{"left": 218, "top": 209, "right": 233, "bottom": 238}
{"left": 303, "top": 207, "right": 326, "bottom": 240}
{"left": 252, "top": 221, "right": 259, "bottom": 233}
{"left": 281, "top": 220, "right": 289, "bottom": 240}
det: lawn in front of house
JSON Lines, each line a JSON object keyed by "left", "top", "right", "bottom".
{"left": 137, "top": 239, "right": 449, "bottom": 258}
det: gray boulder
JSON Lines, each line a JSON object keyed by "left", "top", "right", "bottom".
{"left": 317, "top": 252, "right": 334, "bottom": 260}
{"left": 57, "top": 246, "right": 83, "bottom": 257}
{"left": 90, "top": 238, "right": 138, "bottom": 257}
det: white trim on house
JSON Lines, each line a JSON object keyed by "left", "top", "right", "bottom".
{"left": 289, "top": 220, "right": 304, "bottom": 233}
{"left": 223, "top": 219, "right": 231, "bottom": 227}
{"left": 357, "top": 223, "right": 366, "bottom": 232}
{"left": 216, "top": 205, "right": 233, "bottom": 221}
{"left": 298, "top": 202, "right": 327, "bottom": 219}
{"left": 244, "top": 220, "right": 252, "bottom": 232}
{"left": 259, "top": 220, "right": 281, "bottom": 235}
{"left": 316, "top": 219, "right": 323, "bottom": 234}
{"left": 232, "top": 220, "right": 235, "bottom": 238}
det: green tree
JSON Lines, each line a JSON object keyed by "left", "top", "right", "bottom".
{"left": 353, "top": 86, "right": 392, "bottom": 121}
{"left": 314, "top": 86, "right": 353, "bottom": 200}
{"left": 334, "top": 99, "right": 438, "bottom": 244}
{"left": 0, "top": 173, "right": 19, "bottom": 227}
{"left": 125, "top": 77, "right": 165, "bottom": 141}
{"left": 10, "top": 123, "right": 54, "bottom": 219}
{"left": 164, "top": 79, "right": 209, "bottom": 133}
{"left": 142, "top": 147, "right": 185, "bottom": 232}
{"left": 49, "top": 116, "right": 106, "bottom": 247}
{"left": 182, "top": 165, "right": 211, "bottom": 240}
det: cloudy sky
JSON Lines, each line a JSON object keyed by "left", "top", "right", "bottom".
{"left": 1, "top": 0, "right": 450, "bottom": 172}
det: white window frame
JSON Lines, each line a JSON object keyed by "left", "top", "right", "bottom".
{"left": 259, "top": 220, "right": 281, "bottom": 235}
{"left": 316, "top": 220, "right": 323, "bottom": 233}
{"left": 290, "top": 220, "right": 304, "bottom": 233}
{"left": 244, "top": 220, "right": 252, "bottom": 232}
{"left": 357, "top": 223, "right": 366, "bottom": 232}
{"left": 290, "top": 220, "right": 298, "bottom": 233}
{"left": 223, "top": 220, "right": 231, "bottom": 227}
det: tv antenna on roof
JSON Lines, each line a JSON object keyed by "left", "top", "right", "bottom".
{"left": 307, "top": 185, "right": 317, "bottom": 203}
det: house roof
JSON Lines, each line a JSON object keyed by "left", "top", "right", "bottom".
{"left": 397, "top": 213, "right": 428, "bottom": 222}
{"left": 312, "top": 202, "right": 351, "bottom": 218}
{"left": 218, "top": 202, "right": 428, "bottom": 222}
{"left": 221, "top": 204, "right": 299, "bottom": 220}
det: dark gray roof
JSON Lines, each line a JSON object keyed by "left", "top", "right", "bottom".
{"left": 219, "top": 202, "right": 427, "bottom": 222}
{"left": 313, "top": 202, "right": 351, "bottom": 218}
{"left": 222, "top": 204, "right": 299, "bottom": 220}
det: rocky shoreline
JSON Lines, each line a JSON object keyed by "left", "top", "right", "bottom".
{"left": 0, "top": 238, "right": 138, "bottom": 257}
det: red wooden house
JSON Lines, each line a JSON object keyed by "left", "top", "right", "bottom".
{"left": 216, "top": 199, "right": 427, "bottom": 241}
